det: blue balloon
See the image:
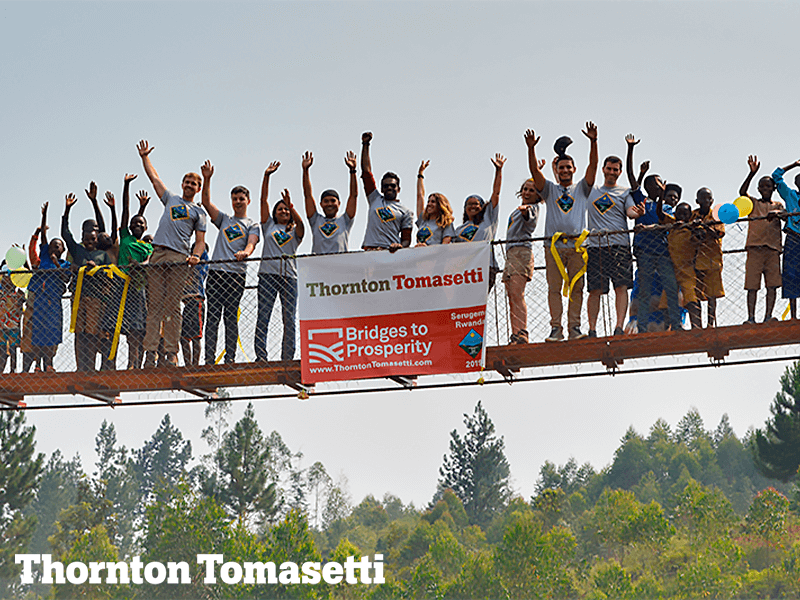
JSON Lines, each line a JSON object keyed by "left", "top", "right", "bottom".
{"left": 718, "top": 203, "right": 740, "bottom": 224}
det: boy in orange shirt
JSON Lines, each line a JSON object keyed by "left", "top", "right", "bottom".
{"left": 691, "top": 188, "right": 725, "bottom": 327}
{"left": 668, "top": 201, "right": 701, "bottom": 329}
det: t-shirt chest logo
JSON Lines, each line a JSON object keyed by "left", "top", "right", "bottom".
{"left": 557, "top": 193, "right": 575, "bottom": 214}
{"left": 319, "top": 221, "right": 339, "bottom": 238}
{"left": 171, "top": 205, "right": 190, "bottom": 221}
{"left": 224, "top": 224, "right": 244, "bottom": 243}
{"left": 417, "top": 226, "right": 432, "bottom": 244}
{"left": 376, "top": 207, "right": 396, "bottom": 223}
{"left": 459, "top": 224, "right": 479, "bottom": 241}
{"left": 272, "top": 230, "right": 292, "bottom": 247}
{"left": 593, "top": 193, "right": 615, "bottom": 215}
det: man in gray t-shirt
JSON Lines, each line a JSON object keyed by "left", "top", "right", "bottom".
{"left": 359, "top": 132, "right": 414, "bottom": 251}
{"left": 526, "top": 123, "right": 598, "bottom": 342}
{"left": 302, "top": 150, "right": 358, "bottom": 255}
{"left": 585, "top": 152, "right": 641, "bottom": 337}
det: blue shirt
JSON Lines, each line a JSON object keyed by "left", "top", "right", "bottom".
{"left": 632, "top": 189, "right": 671, "bottom": 256}
{"left": 773, "top": 167, "right": 800, "bottom": 234}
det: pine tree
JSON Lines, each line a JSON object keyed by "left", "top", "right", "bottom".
{"left": 134, "top": 414, "right": 192, "bottom": 502}
{"left": 0, "top": 410, "right": 44, "bottom": 595}
{"left": 216, "top": 403, "right": 279, "bottom": 526}
{"left": 437, "top": 401, "right": 510, "bottom": 528}
{"left": 753, "top": 362, "right": 800, "bottom": 481}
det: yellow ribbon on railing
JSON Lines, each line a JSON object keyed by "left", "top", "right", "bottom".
{"left": 215, "top": 305, "right": 251, "bottom": 363}
{"left": 550, "top": 230, "right": 590, "bottom": 297}
{"left": 69, "top": 264, "right": 131, "bottom": 360}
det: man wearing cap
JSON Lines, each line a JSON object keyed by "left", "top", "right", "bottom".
{"left": 302, "top": 150, "right": 358, "bottom": 255}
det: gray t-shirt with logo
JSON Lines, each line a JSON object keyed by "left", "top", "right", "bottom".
{"left": 586, "top": 184, "right": 635, "bottom": 248}
{"left": 309, "top": 212, "right": 354, "bottom": 255}
{"left": 361, "top": 190, "right": 414, "bottom": 249}
{"left": 452, "top": 201, "right": 499, "bottom": 269}
{"left": 260, "top": 217, "right": 301, "bottom": 279}
{"left": 505, "top": 204, "right": 540, "bottom": 249}
{"left": 152, "top": 190, "right": 207, "bottom": 255}
{"left": 210, "top": 212, "right": 260, "bottom": 273}
{"left": 415, "top": 217, "right": 456, "bottom": 245}
{"left": 540, "top": 179, "right": 590, "bottom": 248}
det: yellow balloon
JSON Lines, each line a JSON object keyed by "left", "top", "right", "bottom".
{"left": 734, "top": 195, "right": 753, "bottom": 217}
{"left": 10, "top": 268, "right": 32, "bottom": 289}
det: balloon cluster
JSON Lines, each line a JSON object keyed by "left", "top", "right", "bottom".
{"left": 712, "top": 196, "right": 753, "bottom": 225}
{"left": 3, "top": 247, "right": 31, "bottom": 289}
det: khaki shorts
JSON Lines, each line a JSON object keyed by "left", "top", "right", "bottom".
{"left": 696, "top": 267, "right": 725, "bottom": 301}
{"left": 73, "top": 295, "right": 103, "bottom": 336}
{"left": 745, "top": 246, "right": 781, "bottom": 290}
{"left": 503, "top": 246, "right": 533, "bottom": 282}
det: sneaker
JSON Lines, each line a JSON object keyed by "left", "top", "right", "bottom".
{"left": 164, "top": 352, "right": 179, "bottom": 367}
{"left": 587, "top": 330, "right": 597, "bottom": 338}
{"left": 569, "top": 326, "right": 587, "bottom": 340}
{"left": 614, "top": 326, "right": 625, "bottom": 336}
{"left": 510, "top": 329, "right": 529, "bottom": 344}
{"left": 545, "top": 326, "right": 564, "bottom": 342}
{"left": 744, "top": 317, "right": 756, "bottom": 325}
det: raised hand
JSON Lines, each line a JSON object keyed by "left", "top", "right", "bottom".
{"left": 524, "top": 129, "right": 540, "bottom": 149}
{"left": 748, "top": 155, "right": 760, "bottom": 173}
{"left": 124, "top": 173, "right": 138, "bottom": 184}
{"left": 41, "top": 202, "right": 49, "bottom": 215}
{"left": 281, "top": 188, "right": 292, "bottom": 208}
{"left": 136, "top": 140, "right": 153, "bottom": 157}
{"left": 491, "top": 153, "right": 507, "bottom": 170}
{"left": 201, "top": 160, "right": 214, "bottom": 179}
{"left": 418, "top": 160, "right": 430, "bottom": 176}
{"left": 65, "top": 193, "right": 77, "bottom": 208}
{"left": 538, "top": 159, "right": 546, "bottom": 170}
{"left": 136, "top": 190, "right": 150, "bottom": 209}
{"left": 265, "top": 161, "right": 280, "bottom": 176}
{"left": 362, "top": 131, "right": 373, "bottom": 145}
{"left": 625, "top": 133, "right": 639, "bottom": 147}
{"left": 85, "top": 181, "right": 98, "bottom": 201}
{"left": 639, "top": 161, "right": 650, "bottom": 176}
{"left": 104, "top": 191, "right": 115, "bottom": 207}
{"left": 344, "top": 151, "right": 357, "bottom": 171}
{"left": 302, "top": 151, "right": 313, "bottom": 170}
{"left": 582, "top": 121, "right": 598, "bottom": 141}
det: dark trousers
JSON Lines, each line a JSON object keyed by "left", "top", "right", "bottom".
{"left": 255, "top": 273, "right": 297, "bottom": 362}
{"left": 204, "top": 270, "right": 246, "bottom": 365}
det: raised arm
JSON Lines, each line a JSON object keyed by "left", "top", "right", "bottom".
{"left": 625, "top": 134, "right": 639, "bottom": 189}
{"left": 301, "top": 151, "right": 315, "bottom": 219}
{"left": 200, "top": 160, "right": 219, "bottom": 223}
{"left": 416, "top": 160, "right": 429, "bottom": 218}
{"left": 490, "top": 154, "right": 506, "bottom": 208}
{"left": 30, "top": 225, "right": 41, "bottom": 267}
{"left": 136, "top": 140, "right": 167, "bottom": 200}
{"left": 360, "top": 132, "right": 373, "bottom": 177}
{"left": 344, "top": 151, "right": 358, "bottom": 219}
{"left": 637, "top": 161, "right": 650, "bottom": 188}
{"left": 61, "top": 193, "right": 80, "bottom": 257}
{"left": 740, "top": 155, "right": 759, "bottom": 197}
{"left": 120, "top": 173, "right": 137, "bottom": 230}
{"left": 524, "top": 129, "right": 546, "bottom": 192}
{"left": 582, "top": 121, "right": 598, "bottom": 190}
{"left": 103, "top": 191, "right": 118, "bottom": 245}
{"left": 780, "top": 160, "right": 800, "bottom": 172}
{"left": 85, "top": 181, "right": 106, "bottom": 232}
{"left": 259, "top": 161, "right": 281, "bottom": 223}
{"left": 40, "top": 203, "right": 49, "bottom": 248}
{"left": 284, "top": 189, "right": 305, "bottom": 242}
{"left": 136, "top": 190, "right": 150, "bottom": 219}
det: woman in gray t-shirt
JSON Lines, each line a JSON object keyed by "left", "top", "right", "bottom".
{"left": 255, "top": 164, "right": 305, "bottom": 362}
{"left": 452, "top": 154, "right": 506, "bottom": 287}
{"left": 415, "top": 160, "right": 455, "bottom": 246}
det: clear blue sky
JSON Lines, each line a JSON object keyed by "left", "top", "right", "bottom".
{"left": 2, "top": 1, "right": 799, "bottom": 507}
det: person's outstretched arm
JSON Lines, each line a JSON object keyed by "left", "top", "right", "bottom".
{"left": 259, "top": 161, "right": 281, "bottom": 223}
{"left": 739, "top": 155, "right": 760, "bottom": 197}
{"left": 136, "top": 140, "right": 167, "bottom": 200}
{"left": 120, "top": 173, "right": 137, "bottom": 230}
{"left": 344, "top": 151, "right": 358, "bottom": 220}
{"left": 200, "top": 160, "right": 219, "bottom": 223}
{"left": 582, "top": 121, "right": 598, "bottom": 191}
{"left": 525, "top": 129, "right": 546, "bottom": 192}
{"left": 302, "top": 151, "right": 315, "bottom": 219}
{"left": 284, "top": 189, "right": 305, "bottom": 242}
{"left": 85, "top": 180, "right": 106, "bottom": 232}
{"left": 136, "top": 189, "right": 149, "bottom": 218}
{"left": 104, "top": 191, "right": 118, "bottom": 245}
{"left": 360, "top": 132, "right": 376, "bottom": 196}
{"left": 40, "top": 202, "right": 49, "bottom": 249}
{"left": 417, "top": 160, "right": 429, "bottom": 219}
{"left": 625, "top": 134, "right": 640, "bottom": 190}
{"left": 489, "top": 153, "right": 506, "bottom": 209}
{"left": 61, "top": 193, "right": 79, "bottom": 257}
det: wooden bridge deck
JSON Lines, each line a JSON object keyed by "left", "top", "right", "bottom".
{"left": 2, "top": 320, "right": 798, "bottom": 407}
